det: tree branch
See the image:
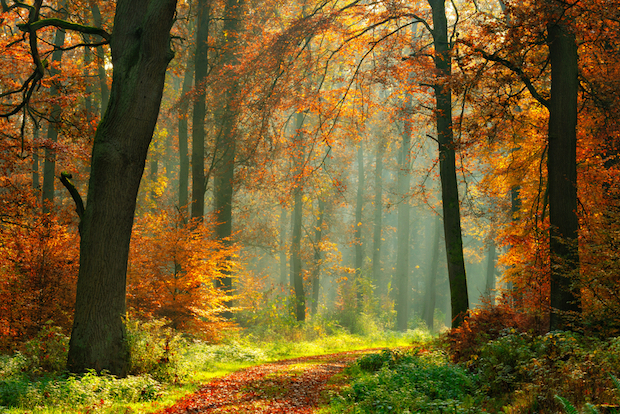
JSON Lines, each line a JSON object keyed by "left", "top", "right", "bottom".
{"left": 459, "top": 39, "right": 550, "bottom": 108}
{"left": 59, "top": 172, "right": 85, "bottom": 220}
{"left": 18, "top": 18, "right": 111, "bottom": 41}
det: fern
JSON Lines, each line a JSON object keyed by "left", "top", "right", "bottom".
{"left": 611, "top": 374, "right": 620, "bottom": 399}
{"left": 555, "top": 395, "right": 582, "bottom": 414}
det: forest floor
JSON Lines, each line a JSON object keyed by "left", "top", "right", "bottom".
{"left": 154, "top": 349, "right": 377, "bottom": 414}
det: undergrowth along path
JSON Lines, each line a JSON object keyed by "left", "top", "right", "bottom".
{"left": 156, "top": 349, "right": 379, "bottom": 414}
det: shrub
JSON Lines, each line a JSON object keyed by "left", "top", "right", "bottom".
{"left": 125, "top": 317, "right": 184, "bottom": 381}
{"left": 444, "top": 303, "right": 539, "bottom": 363}
{"left": 330, "top": 349, "right": 479, "bottom": 413}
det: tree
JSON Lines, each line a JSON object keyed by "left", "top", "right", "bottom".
{"left": 428, "top": 0, "right": 469, "bottom": 328}
{"left": 67, "top": 0, "right": 178, "bottom": 375}
{"left": 213, "top": 0, "right": 246, "bottom": 318}
{"left": 191, "top": 0, "right": 210, "bottom": 221}
{"left": 395, "top": 111, "right": 412, "bottom": 332}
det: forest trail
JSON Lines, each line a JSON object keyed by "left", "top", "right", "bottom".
{"left": 156, "top": 349, "right": 378, "bottom": 414}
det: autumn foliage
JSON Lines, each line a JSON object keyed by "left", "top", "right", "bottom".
{"left": 0, "top": 184, "right": 78, "bottom": 352}
{"left": 127, "top": 209, "right": 237, "bottom": 341}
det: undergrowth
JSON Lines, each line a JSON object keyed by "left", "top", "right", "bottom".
{"left": 326, "top": 347, "right": 481, "bottom": 413}
{"left": 0, "top": 314, "right": 420, "bottom": 414}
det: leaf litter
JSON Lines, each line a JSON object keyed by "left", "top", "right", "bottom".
{"left": 156, "top": 349, "right": 378, "bottom": 413}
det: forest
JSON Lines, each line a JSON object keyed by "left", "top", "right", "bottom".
{"left": 1, "top": 0, "right": 620, "bottom": 413}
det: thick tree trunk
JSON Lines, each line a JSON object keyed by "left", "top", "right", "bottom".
{"left": 191, "top": 0, "right": 210, "bottom": 221}
{"left": 371, "top": 139, "right": 385, "bottom": 293}
{"left": 354, "top": 142, "right": 364, "bottom": 308}
{"left": 428, "top": 0, "right": 469, "bottom": 328}
{"left": 547, "top": 21, "right": 580, "bottom": 330}
{"left": 67, "top": 0, "right": 177, "bottom": 376}
{"left": 396, "top": 121, "right": 411, "bottom": 332}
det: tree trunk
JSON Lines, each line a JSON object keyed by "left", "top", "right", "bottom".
{"left": 42, "top": 4, "right": 67, "bottom": 212}
{"left": 279, "top": 207, "right": 288, "bottom": 286}
{"left": 178, "top": 53, "right": 193, "bottom": 216}
{"left": 485, "top": 236, "right": 496, "bottom": 303}
{"left": 354, "top": 142, "right": 364, "bottom": 309}
{"left": 213, "top": 0, "right": 245, "bottom": 318}
{"left": 191, "top": 0, "right": 210, "bottom": 221}
{"left": 290, "top": 112, "right": 305, "bottom": 322}
{"left": 67, "top": 0, "right": 177, "bottom": 376}
{"left": 422, "top": 214, "right": 441, "bottom": 332}
{"left": 428, "top": 0, "right": 469, "bottom": 328}
{"left": 310, "top": 198, "right": 326, "bottom": 315}
{"left": 32, "top": 124, "right": 40, "bottom": 189}
{"left": 89, "top": 1, "right": 109, "bottom": 117}
{"left": 547, "top": 20, "right": 580, "bottom": 330}
{"left": 396, "top": 121, "right": 411, "bottom": 332}
{"left": 371, "top": 139, "right": 385, "bottom": 294}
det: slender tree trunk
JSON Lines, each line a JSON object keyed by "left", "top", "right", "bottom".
{"left": 149, "top": 149, "right": 158, "bottom": 207}
{"left": 422, "top": 214, "right": 441, "bottom": 331}
{"left": 428, "top": 0, "right": 469, "bottom": 328}
{"left": 396, "top": 121, "right": 411, "bottom": 332}
{"left": 42, "top": 3, "right": 67, "bottom": 212}
{"left": 371, "top": 139, "right": 385, "bottom": 294}
{"left": 279, "top": 207, "right": 288, "bottom": 286}
{"left": 89, "top": 1, "right": 109, "bottom": 117}
{"left": 191, "top": 0, "right": 210, "bottom": 221}
{"left": 485, "top": 236, "right": 496, "bottom": 303}
{"left": 310, "top": 198, "right": 326, "bottom": 315}
{"left": 178, "top": 53, "right": 194, "bottom": 216}
{"left": 32, "top": 124, "right": 40, "bottom": 189}
{"left": 290, "top": 111, "right": 305, "bottom": 322}
{"left": 213, "top": 0, "right": 245, "bottom": 318}
{"left": 354, "top": 142, "right": 364, "bottom": 309}
{"left": 547, "top": 20, "right": 580, "bottom": 330}
{"left": 67, "top": 0, "right": 177, "bottom": 376}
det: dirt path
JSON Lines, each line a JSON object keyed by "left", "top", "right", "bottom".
{"left": 156, "top": 349, "right": 377, "bottom": 414}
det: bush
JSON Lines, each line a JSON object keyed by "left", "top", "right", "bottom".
{"left": 330, "top": 349, "right": 479, "bottom": 413}
{"left": 444, "top": 303, "right": 539, "bottom": 363}
{"left": 465, "top": 331, "right": 620, "bottom": 413}
{"left": 125, "top": 317, "right": 185, "bottom": 381}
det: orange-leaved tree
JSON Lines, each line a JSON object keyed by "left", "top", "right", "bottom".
{"left": 127, "top": 209, "right": 237, "bottom": 341}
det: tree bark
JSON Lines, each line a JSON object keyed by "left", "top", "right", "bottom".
{"left": 42, "top": 3, "right": 67, "bottom": 212}
{"left": 422, "top": 213, "right": 441, "bottom": 331}
{"left": 190, "top": 0, "right": 210, "bottom": 221}
{"left": 279, "top": 207, "right": 288, "bottom": 286}
{"left": 371, "top": 138, "right": 385, "bottom": 294}
{"left": 89, "top": 1, "right": 109, "bottom": 117}
{"left": 310, "top": 198, "right": 326, "bottom": 315}
{"left": 396, "top": 120, "right": 411, "bottom": 332}
{"left": 67, "top": 0, "right": 177, "bottom": 376}
{"left": 354, "top": 141, "right": 364, "bottom": 309}
{"left": 547, "top": 20, "right": 581, "bottom": 330}
{"left": 428, "top": 0, "right": 469, "bottom": 328}
{"left": 213, "top": 0, "right": 245, "bottom": 318}
{"left": 290, "top": 111, "right": 305, "bottom": 322}
{"left": 178, "top": 53, "right": 193, "bottom": 216}
{"left": 485, "top": 236, "right": 496, "bottom": 303}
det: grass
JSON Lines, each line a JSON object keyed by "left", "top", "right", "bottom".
{"left": 0, "top": 325, "right": 423, "bottom": 414}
